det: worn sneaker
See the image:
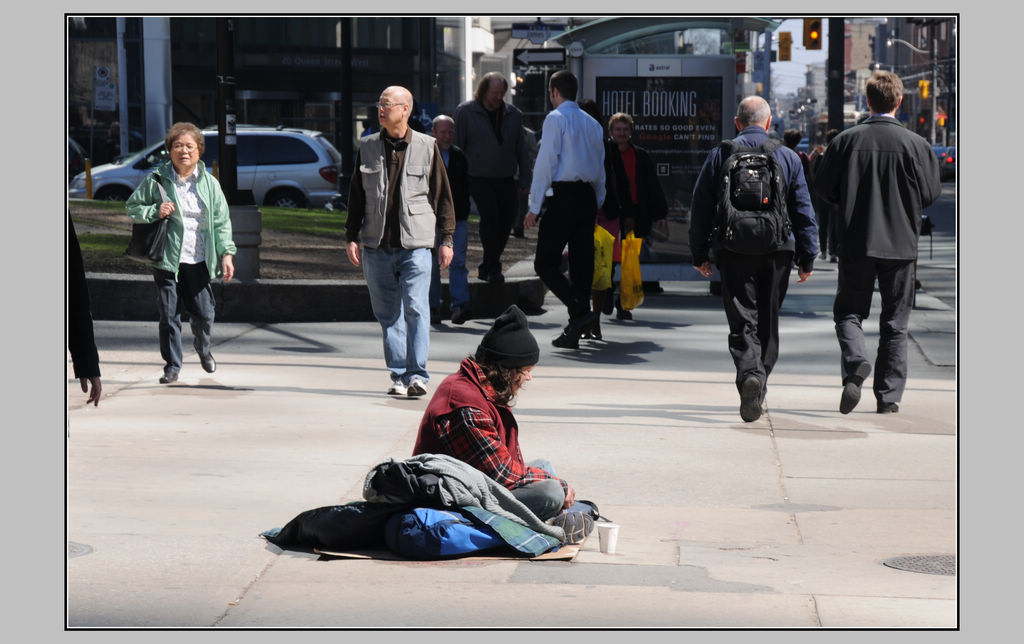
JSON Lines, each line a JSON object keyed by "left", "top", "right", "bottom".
{"left": 406, "top": 378, "right": 427, "bottom": 398}
{"left": 387, "top": 380, "right": 408, "bottom": 397}
{"left": 546, "top": 510, "right": 595, "bottom": 545}
{"left": 450, "top": 305, "right": 471, "bottom": 325}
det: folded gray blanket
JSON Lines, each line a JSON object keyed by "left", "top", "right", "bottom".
{"left": 364, "top": 454, "right": 566, "bottom": 542}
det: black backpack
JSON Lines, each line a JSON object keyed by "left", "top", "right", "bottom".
{"left": 716, "top": 138, "right": 791, "bottom": 254}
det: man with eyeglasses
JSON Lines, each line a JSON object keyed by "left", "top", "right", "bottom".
{"left": 453, "top": 72, "right": 532, "bottom": 285}
{"left": 346, "top": 86, "right": 455, "bottom": 398}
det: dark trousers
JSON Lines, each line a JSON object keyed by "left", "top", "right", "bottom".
{"left": 718, "top": 251, "right": 793, "bottom": 394}
{"left": 533, "top": 181, "right": 597, "bottom": 321}
{"left": 153, "top": 262, "right": 215, "bottom": 374}
{"left": 833, "top": 257, "right": 915, "bottom": 405}
{"left": 469, "top": 176, "right": 518, "bottom": 278}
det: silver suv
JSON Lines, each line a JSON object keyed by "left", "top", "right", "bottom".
{"left": 68, "top": 126, "right": 342, "bottom": 209}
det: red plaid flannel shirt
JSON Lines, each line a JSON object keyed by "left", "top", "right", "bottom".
{"left": 431, "top": 363, "right": 568, "bottom": 495}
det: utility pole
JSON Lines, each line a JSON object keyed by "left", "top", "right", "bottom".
{"left": 930, "top": 23, "right": 938, "bottom": 145}
{"left": 827, "top": 17, "right": 845, "bottom": 132}
{"left": 216, "top": 17, "right": 238, "bottom": 204}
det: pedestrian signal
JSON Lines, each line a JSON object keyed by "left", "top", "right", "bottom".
{"left": 919, "top": 80, "right": 930, "bottom": 99}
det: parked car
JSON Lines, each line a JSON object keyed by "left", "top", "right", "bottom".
{"left": 68, "top": 137, "right": 86, "bottom": 185}
{"left": 68, "top": 126, "right": 342, "bottom": 208}
{"left": 934, "top": 145, "right": 956, "bottom": 181}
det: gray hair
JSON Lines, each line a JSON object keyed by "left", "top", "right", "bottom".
{"left": 736, "top": 96, "right": 772, "bottom": 127}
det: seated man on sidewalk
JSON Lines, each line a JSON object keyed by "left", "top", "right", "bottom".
{"left": 412, "top": 305, "right": 576, "bottom": 523}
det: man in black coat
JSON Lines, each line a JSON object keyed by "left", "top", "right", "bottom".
{"left": 814, "top": 71, "right": 941, "bottom": 415}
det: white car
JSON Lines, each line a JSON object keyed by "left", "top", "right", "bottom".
{"left": 69, "top": 126, "right": 342, "bottom": 209}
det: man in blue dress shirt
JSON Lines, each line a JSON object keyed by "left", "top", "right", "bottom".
{"left": 524, "top": 70, "right": 606, "bottom": 349}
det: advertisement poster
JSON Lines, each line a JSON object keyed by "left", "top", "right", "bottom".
{"left": 596, "top": 76, "right": 723, "bottom": 213}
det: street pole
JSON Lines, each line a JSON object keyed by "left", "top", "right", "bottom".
{"left": 216, "top": 17, "right": 238, "bottom": 204}
{"left": 827, "top": 17, "right": 845, "bottom": 133}
{"left": 930, "top": 25, "right": 938, "bottom": 145}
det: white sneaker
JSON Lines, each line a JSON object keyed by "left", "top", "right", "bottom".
{"left": 406, "top": 378, "right": 427, "bottom": 398}
{"left": 387, "top": 380, "right": 408, "bottom": 397}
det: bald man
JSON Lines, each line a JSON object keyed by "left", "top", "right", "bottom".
{"left": 688, "top": 96, "right": 818, "bottom": 422}
{"left": 346, "top": 85, "right": 456, "bottom": 398}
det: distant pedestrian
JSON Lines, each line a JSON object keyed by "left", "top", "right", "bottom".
{"left": 524, "top": 70, "right": 607, "bottom": 349}
{"left": 429, "top": 115, "right": 472, "bottom": 325}
{"left": 605, "top": 111, "right": 669, "bottom": 315}
{"left": 810, "top": 128, "right": 841, "bottom": 262}
{"left": 346, "top": 86, "right": 455, "bottom": 398}
{"left": 454, "top": 72, "right": 533, "bottom": 284}
{"left": 814, "top": 71, "right": 941, "bottom": 414}
{"left": 512, "top": 125, "right": 540, "bottom": 239}
{"left": 689, "top": 96, "right": 818, "bottom": 422}
{"left": 126, "top": 122, "right": 236, "bottom": 385}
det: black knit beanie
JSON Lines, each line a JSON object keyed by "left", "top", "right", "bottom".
{"left": 475, "top": 305, "right": 540, "bottom": 368}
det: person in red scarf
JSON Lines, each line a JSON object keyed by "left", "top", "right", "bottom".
{"left": 412, "top": 305, "right": 575, "bottom": 520}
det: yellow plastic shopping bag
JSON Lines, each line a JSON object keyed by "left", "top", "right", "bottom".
{"left": 620, "top": 232, "right": 644, "bottom": 311}
{"left": 593, "top": 224, "right": 615, "bottom": 290}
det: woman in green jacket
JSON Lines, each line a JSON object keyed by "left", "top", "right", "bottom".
{"left": 126, "top": 122, "right": 236, "bottom": 384}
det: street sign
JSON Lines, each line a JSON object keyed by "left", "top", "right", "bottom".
{"left": 93, "top": 65, "right": 117, "bottom": 112}
{"left": 512, "top": 21, "right": 566, "bottom": 45}
{"left": 513, "top": 48, "right": 566, "bottom": 67}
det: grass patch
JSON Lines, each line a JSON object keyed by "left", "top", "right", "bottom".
{"left": 75, "top": 231, "right": 151, "bottom": 274}
{"left": 258, "top": 206, "right": 347, "bottom": 238}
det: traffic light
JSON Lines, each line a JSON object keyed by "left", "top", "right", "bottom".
{"left": 803, "top": 18, "right": 822, "bottom": 49}
{"left": 919, "top": 79, "right": 930, "bottom": 99}
{"left": 778, "top": 31, "right": 792, "bottom": 61}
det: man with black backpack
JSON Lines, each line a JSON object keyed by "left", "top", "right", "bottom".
{"left": 689, "top": 96, "right": 819, "bottom": 422}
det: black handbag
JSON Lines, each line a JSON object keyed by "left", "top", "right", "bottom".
{"left": 125, "top": 179, "right": 171, "bottom": 263}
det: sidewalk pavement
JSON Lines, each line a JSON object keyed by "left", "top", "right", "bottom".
{"left": 64, "top": 230, "right": 957, "bottom": 629}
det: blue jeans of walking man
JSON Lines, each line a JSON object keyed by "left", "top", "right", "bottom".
{"left": 361, "top": 247, "right": 433, "bottom": 388}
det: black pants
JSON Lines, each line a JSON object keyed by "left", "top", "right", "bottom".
{"left": 153, "top": 262, "right": 215, "bottom": 374}
{"left": 718, "top": 251, "right": 793, "bottom": 394}
{"left": 469, "top": 176, "right": 518, "bottom": 279}
{"left": 834, "top": 256, "right": 914, "bottom": 405}
{"left": 533, "top": 181, "right": 597, "bottom": 321}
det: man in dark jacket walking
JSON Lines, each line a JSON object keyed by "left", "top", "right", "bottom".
{"left": 814, "top": 71, "right": 941, "bottom": 414}
{"left": 454, "top": 72, "right": 532, "bottom": 284}
{"left": 689, "top": 95, "right": 818, "bottom": 422}
{"left": 429, "top": 115, "right": 473, "bottom": 324}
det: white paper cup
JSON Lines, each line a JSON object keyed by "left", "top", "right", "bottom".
{"left": 597, "top": 523, "right": 620, "bottom": 554}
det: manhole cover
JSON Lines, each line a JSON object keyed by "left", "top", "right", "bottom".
{"left": 67, "top": 542, "right": 93, "bottom": 558}
{"left": 882, "top": 554, "right": 956, "bottom": 576}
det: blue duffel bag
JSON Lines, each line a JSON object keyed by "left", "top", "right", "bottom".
{"left": 384, "top": 507, "right": 508, "bottom": 559}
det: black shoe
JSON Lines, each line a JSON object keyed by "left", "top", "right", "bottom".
{"left": 642, "top": 281, "right": 664, "bottom": 294}
{"left": 616, "top": 308, "right": 633, "bottom": 320}
{"left": 552, "top": 329, "right": 580, "bottom": 349}
{"left": 159, "top": 371, "right": 179, "bottom": 384}
{"left": 430, "top": 307, "right": 441, "bottom": 325}
{"left": 877, "top": 402, "right": 900, "bottom": 414}
{"left": 830, "top": 256, "right": 838, "bottom": 263}
{"left": 199, "top": 353, "right": 216, "bottom": 374}
{"left": 839, "top": 361, "right": 872, "bottom": 414}
{"left": 739, "top": 376, "right": 762, "bottom": 422}
{"left": 450, "top": 305, "right": 471, "bottom": 325}
{"left": 488, "top": 273, "right": 505, "bottom": 285}
{"left": 546, "top": 510, "right": 595, "bottom": 545}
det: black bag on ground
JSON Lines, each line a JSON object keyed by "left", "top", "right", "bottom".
{"left": 716, "top": 139, "right": 790, "bottom": 254}
{"left": 125, "top": 217, "right": 170, "bottom": 262}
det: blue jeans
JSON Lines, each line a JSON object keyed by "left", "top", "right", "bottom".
{"left": 361, "top": 246, "right": 432, "bottom": 385}
{"left": 153, "top": 263, "right": 215, "bottom": 375}
{"left": 510, "top": 458, "right": 565, "bottom": 521}
{"left": 430, "top": 220, "right": 469, "bottom": 309}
